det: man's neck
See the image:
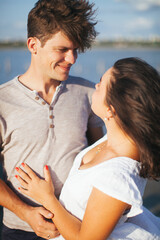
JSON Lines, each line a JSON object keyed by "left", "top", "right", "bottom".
{"left": 18, "top": 71, "right": 61, "bottom": 104}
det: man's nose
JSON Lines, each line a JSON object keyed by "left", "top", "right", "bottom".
{"left": 65, "top": 50, "right": 77, "bottom": 64}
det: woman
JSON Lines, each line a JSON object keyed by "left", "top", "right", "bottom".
{"left": 16, "top": 57, "right": 160, "bottom": 239}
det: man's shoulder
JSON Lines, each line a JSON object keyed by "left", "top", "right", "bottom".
{"left": 66, "top": 75, "right": 95, "bottom": 89}
{"left": 0, "top": 77, "right": 17, "bottom": 92}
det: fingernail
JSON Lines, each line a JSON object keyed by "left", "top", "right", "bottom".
{"left": 21, "top": 163, "right": 25, "bottom": 167}
{"left": 15, "top": 175, "right": 18, "bottom": 178}
{"left": 15, "top": 167, "right": 19, "bottom": 171}
{"left": 48, "top": 213, "right": 53, "bottom": 218}
{"left": 45, "top": 165, "right": 48, "bottom": 170}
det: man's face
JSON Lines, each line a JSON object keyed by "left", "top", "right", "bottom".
{"left": 35, "top": 31, "right": 78, "bottom": 81}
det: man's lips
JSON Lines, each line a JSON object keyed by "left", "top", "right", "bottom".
{"left": 58, "top": 64, "right": 72, "bottom": 72}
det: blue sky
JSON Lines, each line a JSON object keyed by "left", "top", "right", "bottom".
{"left": 0, "top": 0, "right": 160, "bottom": 41}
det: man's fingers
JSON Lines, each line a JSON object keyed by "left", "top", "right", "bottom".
{"left": 39, "top": 206, "right": 54, "bottom": 219}
{"left": 40, "top": 221, "right": 60, "bottom": 239}
{"left": 38, "top": 208, "right": 59, "bottom": 239}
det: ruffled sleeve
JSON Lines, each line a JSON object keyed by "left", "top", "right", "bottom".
{"left": 92, "top": 158, "right": 147, "bottom": 217}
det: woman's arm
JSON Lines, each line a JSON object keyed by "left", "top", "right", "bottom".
{"left": 16, "top": 164, "right": 129, "bottom": 240}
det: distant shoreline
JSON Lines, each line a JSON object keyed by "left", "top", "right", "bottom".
{"left": 93, "top": 40, "right": 160, "bottom": 49}
{"left": 0, "top": 40, "right": 160, "bottom": 49}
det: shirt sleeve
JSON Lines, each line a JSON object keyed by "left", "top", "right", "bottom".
{"left": 92, "top": 159, "right": 146, "bottom": 217}
{"left": 0, "top": 116, "right": 3, "bottom": 147}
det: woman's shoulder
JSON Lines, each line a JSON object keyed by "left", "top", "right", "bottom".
{"left": 93, "top": 156, "right": 146, "bottom": 192}
{"left": 104, "top": 156, "right": 140, "bottom": 173}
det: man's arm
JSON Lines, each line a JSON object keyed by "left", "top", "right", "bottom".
{"left": 86, "top": 126, "right": 104, "bottom": 146}
{"left": 0, "top": 179, "right": 59, "bottom": 238}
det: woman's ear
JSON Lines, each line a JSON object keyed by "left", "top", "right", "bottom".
{"left": 106, "top": 105, "right": 115, "bottom": 120}
{"left": 27, "top": 37, "right": 39, "bottom": 55}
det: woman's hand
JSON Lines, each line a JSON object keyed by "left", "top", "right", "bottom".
{"left": 15, "top": 164, "right": 55, "bottom": 206}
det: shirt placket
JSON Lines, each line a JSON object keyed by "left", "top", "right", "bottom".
{"left": 33, "top": 83, "right": 64, "bottom": 136}
{"left": 49, "top": 83, "right": 64, "bottom": 132}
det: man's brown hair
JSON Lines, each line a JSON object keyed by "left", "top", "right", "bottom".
{"left": 27, "top": 0, "right": 98, "bottom": 51}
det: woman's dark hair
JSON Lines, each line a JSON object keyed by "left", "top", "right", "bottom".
{"left": 27, "top": 0, "right": 97, "bottom": 51}
{"left": 106, "top": 57, "right": 160, "bottom": 179}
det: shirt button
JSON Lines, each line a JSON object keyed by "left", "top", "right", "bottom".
{"left": 35, "top": 96, "right": 39, "bottom": 100}
{"left": 49, "top": 115, "right": 54, "bottom": 119}
{"left": 42, "top": 101, "right": 46, "bottom": 105}
{"left": 50, "top": 124, "right": 54, "bottom": 128}
{"left": 49, "top": 106, "right": 53, "bottom": 110}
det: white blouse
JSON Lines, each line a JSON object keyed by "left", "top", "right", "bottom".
{"left": 53, "top": 135, "right": 160, "bottom": 240}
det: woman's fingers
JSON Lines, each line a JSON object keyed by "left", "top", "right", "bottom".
{"left": 15, "top": 165, "right": 31, "bottom": 183}
{"left": 15, "top": 164, "right": 55, "bottom": 204}
{"left": 18, "top": 186, "right": 30, "bottom": 196}
{"left": 44, "top": 165, "right": 51, "bottom": 182}
{"left": 15, "top": 174, "right": 28, "bottom": 189}
{"left": 21, "top": 163, "right": 39, "bottom": 180}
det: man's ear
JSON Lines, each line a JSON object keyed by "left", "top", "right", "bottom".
{"left": 27, "top": 37, "right": 39, "bottom": 55}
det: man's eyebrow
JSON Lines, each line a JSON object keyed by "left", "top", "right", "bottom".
{"left": 52, "top": 46, "right": 67, "bottom": 49}
{"left": 52, "top": 46, "right": 77, "bottom": 50}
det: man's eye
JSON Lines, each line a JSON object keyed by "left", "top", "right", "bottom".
{"left": 55, "top": 49, "right": 67, "bottom": 53}
{"left": 61, "top": 49, "right": 68, "bottom": 52}
{"left": 55, "top": 48, "right": 78, "bottom": 55}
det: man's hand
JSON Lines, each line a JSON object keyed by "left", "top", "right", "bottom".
{"left": 0, "top": 179, "right": 59, "bottom": 238}
{"left": 24, "top": 205, "right": 59, "bottom": 239}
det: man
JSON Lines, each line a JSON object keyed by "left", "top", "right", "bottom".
{"left": 0, "top": 0, "right": 104, "bottom": 239}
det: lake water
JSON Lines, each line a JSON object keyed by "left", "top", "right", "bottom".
{"left": 0, "top": 47, "right": 160, "bottom": 84}
{"left": 0, "top": 47, "right": 160, "bottom": 218}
